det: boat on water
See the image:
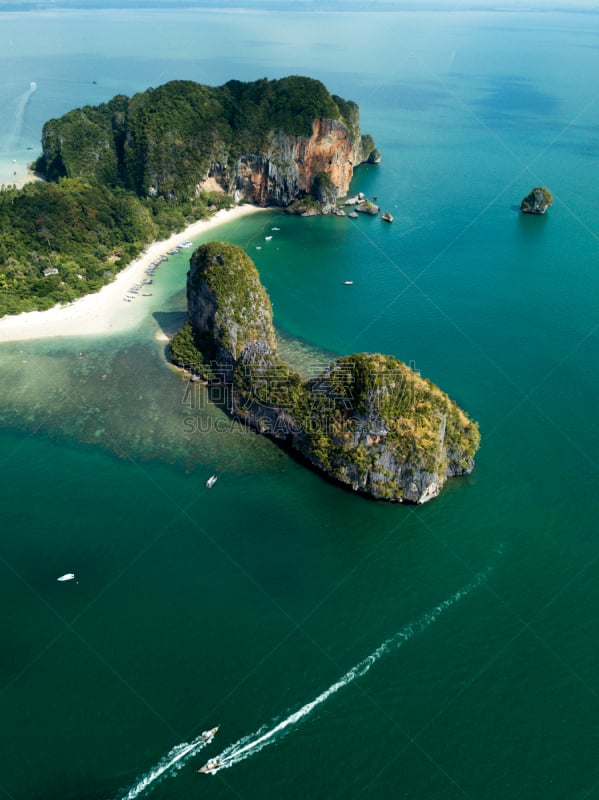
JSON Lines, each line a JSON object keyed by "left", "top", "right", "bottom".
{"left": 198, "top": 758, "right": 222, "bottom": 774}
{"left": 264, "top": 235, "right": 272, "bottom": 240}
{"left": 57, "top": 573, "right": 75, "bottom": 582}
{"left": 271, "top": 226, "right": 280, "bottom": 231}
{"left": 205, "top": 475, "right": 218, "bottom": 488}
{"left": 343, "top": 280, "right": 354, "bottom": 285}
{"left": 199, "top": 726, "right": 219, "bottom": 742}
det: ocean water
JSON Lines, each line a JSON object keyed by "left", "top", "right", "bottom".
{"left": 1, "top": 6, "right": 599, "bottom": 800}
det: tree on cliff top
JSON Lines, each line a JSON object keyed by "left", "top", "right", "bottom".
{"left": 37, "top": 76, "right": 362, "bottom": 202}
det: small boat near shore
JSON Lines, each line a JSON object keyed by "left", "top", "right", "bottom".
{"left": 205, "top": 475, "right": 218, "bottom": 488}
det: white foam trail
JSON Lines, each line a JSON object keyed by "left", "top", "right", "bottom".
{"left": 118, "top": 732, "right": 213, "bottom": 800}
{"left": 6, "top": 81, "right": 37, "bottom": 152}
{"left": 209, "top": 570, "right": 490, "bottom": 773}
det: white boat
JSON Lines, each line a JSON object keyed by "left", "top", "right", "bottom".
{"left": 264, "top": 235, "right": 272, "bottom": 240}
{"left": 343, "top": 280, "right": 354, "bottom": 285}
{"left": 205, "top": 475, "right": 218, "bottom": 488}
{"left": 271, "top": 226, "right": 280, "bottom": 231}
{"left": 57, "top": 573, "right": 75, "bottom": 582}
{"left": 198, "top": 757, "right": 222, "bottom": 774}
{"left": 199, "top": 726, "right": 219, "bottom": 742}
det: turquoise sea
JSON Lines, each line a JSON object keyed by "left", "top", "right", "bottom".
{"left": 1, "top": 4, "right": 599, "bottom": 799}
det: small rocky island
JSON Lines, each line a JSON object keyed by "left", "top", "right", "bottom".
{"left": 520, "top": 187, "right": 553, "bottom": 214}
{"left": 171, "top": 242, "right": 480, "bottom": 504}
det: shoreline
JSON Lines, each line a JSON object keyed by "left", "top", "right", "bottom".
{"left": 0, "top": 204, "right": 268, "bottom": 344}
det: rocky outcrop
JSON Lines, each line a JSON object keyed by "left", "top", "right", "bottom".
{"left": 39, "top": 77, "right": 378, "bottom": 212}
{"left": 177, "top": 242, "right": 480, "bottom": 504}
{"left": 291, "top": 354, "right": 479, "bottom": 503}
{"left": 521, "top": 187, "right": 553, "bottom": 214}
{"left": 355, "top": 200, "right": 380, "bottom": 216}
{"left": 186, "top": 242, "right": 278, "bottom": 383}
{"left": 203, "top": 119, "right": 373, "bottom": 208}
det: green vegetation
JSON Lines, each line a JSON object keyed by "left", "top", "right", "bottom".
{"left": 312, "top": 171, "right": 337, "bottom": 206}
{"left": 520, "top": 186, "right": 553, "bottom": 214}
{"left": 1, "top": 76, "right": 369, "bottom": 314}
{"left": 37, "top": 76, "right": 360, "bottom": 203}
{"left": 169, "top": 321, "right": 212, "bottom": 375}
{"left": 176, "top": 241, "right": 480, "bottom": 501}
{"left": 188, "top": 241, "right": 277, "bottom": 360}
{"left": 295, "top": 354, "right": 480, "bottom": 478}
{"left": 285, "top": 195, "right": 324, "bottom": 215}
{"left": 0, "top": 179, "right": 234, "bottom": 316}
{"left": 0, "top": 179, "right": 155, "bottom": 315}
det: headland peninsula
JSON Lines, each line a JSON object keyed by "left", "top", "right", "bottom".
{"left": 0, "top": 76, "right": 376, "bottom": 319}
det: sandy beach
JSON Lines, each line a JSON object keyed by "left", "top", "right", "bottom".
{"left": 0, "top": 204, "right": 267, "bottom": 343}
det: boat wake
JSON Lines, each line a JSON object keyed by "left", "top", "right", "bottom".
{"left": 118, "top": 731, "right": 214, "bottom": 800}
{"left": 7, "top": 81, "right": 37, "bottom": 152}
{"left": 206, "top": 569, "right": 491, "bottom": 774}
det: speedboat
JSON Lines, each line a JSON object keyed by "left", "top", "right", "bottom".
{"left": 343, "top": 280, "right": 353, "bottom": 285}
{"left": 205, "top": 475, "right": 218, "bottom": 488}
{"left": 198, "top": 758, "right": 222, "bottom": 774}
{"left": 199, "top": 726, "right": 219, "bottom": 742}
{"left": 57, "top": 573, "right": 75, "bottom": 582}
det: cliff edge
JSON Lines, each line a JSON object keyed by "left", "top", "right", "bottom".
{"left": 38, "top": 77, "right": 378, "bottom": 210}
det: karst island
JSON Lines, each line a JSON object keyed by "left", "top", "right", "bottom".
{"left": 0, "top": 76, "right": 379, "bottom": 316}
{"left": 0, "top": 75, "right": 479, "bottom": 501}
{"left": 171, "top": 242, "right": 480, "bottom": 504}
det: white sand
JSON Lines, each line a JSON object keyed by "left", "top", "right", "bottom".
{"left": 0, "top": 204, "right": 267, "bottom": 343}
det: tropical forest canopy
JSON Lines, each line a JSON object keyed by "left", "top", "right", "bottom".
{"left": 0, "top": 76, "right": 356, "bottom": 315}
{"left": 38, "top": 76, "right": 359, "bottom": 201}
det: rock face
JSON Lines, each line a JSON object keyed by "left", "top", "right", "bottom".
{"left": 521, "top": 187, "right": 553, "bottom": 214}
{"left": 187, "top": 242, "right": 278, "bottom": 382}
{"left": 39, "top": 77, "right": 378, "bottom": 211}
{"left": 292, "top": 354, "right": 479, "bottom": 503}
{"left": 206, "top": 119, "right": 368, "bottom": 207}
{"left": 178, "top": 242, "right": 480, "bottom": 504}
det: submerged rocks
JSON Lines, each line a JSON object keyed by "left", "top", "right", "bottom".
{"left": 521, "top": 187, "right": 553, "bottom": 214}
{"left": 176, "top": 242, "right": 480, "bottom": 504}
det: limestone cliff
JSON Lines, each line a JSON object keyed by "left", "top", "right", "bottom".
{"left": 292, "top": 354, "right": 479, "bottom": 503}
{"left": 173, "top": 243, "right": 480, "bottom": 504}
{"left": 520, "top": 187, "right": 553, "bottom": 214}
{"left": 186, "top": 242, "right": 278, "bottom": 381}
{"left": 38, "top": 77, "right": 377, "bottom": 210}
{"left": 203, "top": 118, "right": 369, "bottom": 207}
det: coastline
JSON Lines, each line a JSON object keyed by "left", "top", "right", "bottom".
{"left": 0, "top": 204, "right": 268, "bottom": 343}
